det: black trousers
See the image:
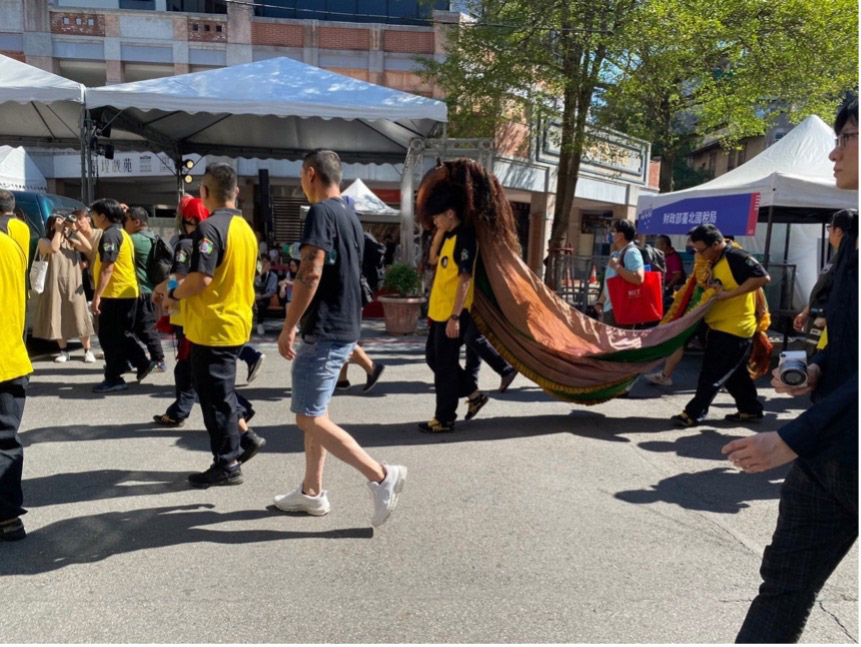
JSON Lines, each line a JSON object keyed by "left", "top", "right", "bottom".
{"left": 168, "top": 328, "right": 255, "bottom": 422}
{"left": 736, "top": 459, "right": 858, "bottom": 643}
{"left": 255, "top": 298, "right": 271, "bottom": 323}
{"left": 463, "top": 310, "right": 513, "bottom": 383}
{"left": 133, "top": 292, "right": 164, "bottom": 361}
{"left": 684, "top": 328, "right": 762, "bottom": 419}
{"left": 0, "top": 377, "right": 27, "bottom": 522}
{"left": 98, "top": 298, "right": 150, "bottom": 381}
{"left": 190, "top": 342, "right": 242, "bottom": 466}
{"left": 426, "top": 315, "right": 478, "bottom": 424}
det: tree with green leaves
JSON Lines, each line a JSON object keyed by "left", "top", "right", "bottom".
{"left": 595, "top": 0, "right": 859, "bottom": 192}
{"left": 420, "top": 0, "right": 638, "bottom": 250}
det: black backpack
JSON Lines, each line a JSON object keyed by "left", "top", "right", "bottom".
{"left": 639, "top": 243, "right": 666, "bottom": 280}
{"left": 146, "top": 234, "right": 174, "bottom": 285}
{"left": 362, "top": 231, "right": 386, "bottom": 292}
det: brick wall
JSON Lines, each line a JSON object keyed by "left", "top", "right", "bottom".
{"left": 319, "top": 26, "right": 369, "bottom": 50}
{"left": 251, "top": 22, "right": 304, "bottom": 47}
{"left": 0, "top": 50, "right": 25, "bottom": 62}
{"left": 187, "top": 17, "right": 227, "bottom": 42}
{"left": 383, "top": 30, "right": 434, "bottom": 53}
{"left": 647, "top": 159, "right": 661, "bottom": 189}
{"left": 50, "top": 12, "right": 105, "bottom": 37}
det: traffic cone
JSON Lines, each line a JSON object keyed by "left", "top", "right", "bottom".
{"left": 589, "top": 264, "right": 598, "bottom": 284}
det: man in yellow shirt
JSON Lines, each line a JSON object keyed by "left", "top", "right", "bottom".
{"left": 0, "top": 214, "right": 33, "bottom": 541}
{"left": 0, "top": 190, "right": 30, "bottom": 264}
{"left": 90, "top": 198, "right": 156, "bottom": 393}
{"left": 162, "top": 164, "right": 259, "bottom": 487}
{"left": 672, "top": 223, "right": 770, "bottom": 427}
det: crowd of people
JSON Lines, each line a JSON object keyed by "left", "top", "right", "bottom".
{"left": 0, "top": 97, "right": 856, "bottom": 644}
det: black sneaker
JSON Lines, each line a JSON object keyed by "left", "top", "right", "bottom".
{"left": 465, "top": 393, "right": 489, "bottom": 421}
{"left": 724, "top": 411, "right": 765, "bottom": 423}
{"left": 93, "top": 378, "right": 128, "bottom": 393}
{"left": 188, "top": 463, "right": 243, "bottom": 488}
{"left": 0, "top": 518, "right": 25, "bottom": 541}
{"left": 671, "top": 412, "right": 701, "bottom": 428}
{"left": 498, "top": 369, "right": 518, "bottom": 394}
{"left": 136, "top": 360, "right": 158, "bottom": 383}
{"left": 153, "top": 413, "right": 185, "bottom": 427}
{"left": 246, "top": 353, "right": 266, "bottom": 384}
{"left": 363, "top": 363, "right": 385, "bottom": 393}
{"left": 336, "top": 380, "right": 351, "bottom": 390}
{"left": 239, "top": 429, "right": 267, "bottom": 464}
{"left": 418, "top": 418, "right": 455, "bottom": 433}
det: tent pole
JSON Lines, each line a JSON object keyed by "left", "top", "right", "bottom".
{"left": 763, "top": 203, "right": 774, "bottom": 269}
{"left": 400, "top": 140, "right": 419, "bottom": 266}
{"left": 79, "top": 106, "right": 87, "bottom": 204}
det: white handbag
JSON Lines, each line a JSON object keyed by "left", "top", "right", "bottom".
{"left": 29, "top": 250, "right": 49, "bottom": 294}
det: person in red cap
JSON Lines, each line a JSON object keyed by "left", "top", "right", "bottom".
{"left": 152, "top": 196, "right": 265, "bottom": 463}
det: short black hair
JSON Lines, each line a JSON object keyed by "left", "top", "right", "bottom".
{"left": 90, "top": 198, "right": 124, "bottom": 224}
{"left": 303, "top": 149, "right": 342, "bottom": 187}
{"left": 831, "top": 209, "right": 856, "bottom": 235}
{"left": 611, "top": 219, "right": 636, "bottom": 242}
{"left": 423, "top": 184, "right": 464, "bottom": 218}
{"left": 204, "top": 163, "right": 238, "bottom": 202}
{"left": 128, "top": 206, "right": 149, "bottom": 224}
{"left": 657, "top": 234, "right": 672, "bottom": 248}
{"left": 835, "top": 95, "right": 858, "bottom": 134}
{"left": 688, "top": 223, "right": 725, "bottom": 246}
{"left": 0, "top": 189, "right": 14, "bottom": 214}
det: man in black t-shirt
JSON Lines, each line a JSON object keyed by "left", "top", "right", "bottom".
{"left": 274, "top": 150, "right": 406, "bottom": 528}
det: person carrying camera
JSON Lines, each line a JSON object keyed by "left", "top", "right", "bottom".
{"left": 32, "top": 210, "right": 96, "bottom": 363}
{"left": 722, "top": 97, "right": 858, "bottom": 644}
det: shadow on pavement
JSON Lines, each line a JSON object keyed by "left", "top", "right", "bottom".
{"left": 23, "top": 469, "right": 192, "bottom": 507}
{"left": 638, "top": 428, "right": 747, "bottom": 461}
{"left": 0, "top": 504, "right": 372, "bottom": 575}
{"left": 615, "top": 465, "right": 789, "bottom": 513}
{"left": 27, "top": 380, "right": 172, "bottom": 401}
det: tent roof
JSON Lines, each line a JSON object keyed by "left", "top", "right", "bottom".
{"left": 342, "top": 178, "right": 399, "bottom": 217}
{"left": 639, "top": 115, "right": 858, "bottom": 213}
{"left": 0, "top": 145, "right": 48, "bottom": 193}
{"left": 86, "top": 57, "right": 447, "bottom": 164}
{"left": 0, "top": 54, "right": 85, "bottom": 148}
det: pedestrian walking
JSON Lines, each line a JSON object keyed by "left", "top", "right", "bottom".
{"left": 124, "top": 206, "right": 166, "bottom": 371}
{"left": 32, "top": 211, "right": 96, "bottom": 363}
{"left": 161, "top": 165, "right": 259, "bottom": 487}
{"left": 274, "top": 149, "right": 406, "bottom": 527}
{"left": 0, "top": 192, "right": 32, "bottom": 541}
{"left": 594, "top": 220, "right": 646, "bottom": 328}
{"left": 671, "top": 224, "right": 771, "bottom": 427}
{"left": 90, "top": 198, "right": 156, "bottom": 393}
{"left": 420, "top": 183, "right": 489, "bottom": 433}
{"left": 721, "top": 96, "right": 858, "bottom": 644}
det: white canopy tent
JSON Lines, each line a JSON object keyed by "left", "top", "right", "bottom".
{"left": 84, "top": 57, "right": 446, "bottom": 164}
{"left": 0, "top": 54, "right": 85, "bottom": 149}
{"left": 342, "top": 178, "right": 400, "bottom": 222}
{"left": 637, "top": 115, "right": 858, "bottom": 309}
{"left": 0, "top": 145, "right": 48, "bottom": 193}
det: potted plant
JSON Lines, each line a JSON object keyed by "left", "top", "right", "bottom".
{"left": 378, "top": 263, "right": 426, "bottom": 335}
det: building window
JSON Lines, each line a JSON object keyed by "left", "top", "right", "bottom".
{"left": 253, "top": 0, "right": 450, "bottom": 25}
{"left": 192, "top": 23, "right": 199, "bottom": 31}
{"left": 204, "top": 24, "right": 210, "bottom": 31}
{"left": 75, "top": 17, "right": 82, "bottom": 25}
{"left": 216, "top": 24, "right": 222, "bottom": 32}
{"left": 63, "top": 17, "right": 69, "bottom": 24}
{"left": 87, "top": 18, "right": 94, "bottom": 25}
{"left": 169, "top": 0, "right": 227, "bottom": 15}
{"left": 119, "top": 0, "right": 156, "bottom": 9}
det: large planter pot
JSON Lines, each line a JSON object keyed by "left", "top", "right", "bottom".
{"left": 378, "top": 296, "right": 426, "bottom": 335}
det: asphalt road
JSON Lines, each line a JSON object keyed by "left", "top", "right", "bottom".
{"left": 1, "top": 322, "right": 857, "bottom": 644}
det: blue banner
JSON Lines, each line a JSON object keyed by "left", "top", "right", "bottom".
{"left": 637, "top": 193, "right": 761, "bottom": 236}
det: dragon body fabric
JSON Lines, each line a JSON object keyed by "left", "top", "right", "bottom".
{"left": 416, "top": 159, "right": 770, "bottom": 405}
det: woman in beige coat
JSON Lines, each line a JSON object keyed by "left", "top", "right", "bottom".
{"left": 32, "top": 211, "right": 96, "bottom": 362}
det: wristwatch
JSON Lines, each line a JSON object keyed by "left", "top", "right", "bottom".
{"left": 168, "top": 287, "right": 179, "bottom": 301}
{"left": 449, "top": 314, "right": 460, "bottom": 321}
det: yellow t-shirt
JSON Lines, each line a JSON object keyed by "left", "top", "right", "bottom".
{"left": 705, "top": 246, "right": 767, "bottom": 338}
{"left": 0, "top": 215, "right": 30, "bottom": 267}
{"left": 428, "top": 227, "right": 477, "bottom": 323}
{"left": 184, "top": 210, "right": 257, "bottom": 347}
{"left": 94, "top": 224, "right": 139, "bottom": 299}
{"left": 0, "top": 231, "right": 33, "bottom": 382}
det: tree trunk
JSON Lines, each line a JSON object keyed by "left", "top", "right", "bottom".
{"left": 659, "top": 147, "right": 675, "bottom": 193}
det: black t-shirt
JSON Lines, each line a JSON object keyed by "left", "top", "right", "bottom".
{"left": 99, "top": 224, "right": 124, "bottom": 263}
{"left": 171, "top": 235, "right": 194, "bottom": 277}
{"left": 722, "top": 245, "right": 768, "bottom": 284}
{"left": 189, "top": 208, "right": 238, "bottom": 277}
{"left": 300, "top": 197, "right": 363, "bottom": 342}
{"left": 452, "top": 226, "right": 477, "bottom": 276}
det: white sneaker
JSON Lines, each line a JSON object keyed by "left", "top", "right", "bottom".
{"left": 54, "top": 351, "right": 70, "bottom": 363}
{"left": 368, "top": 463, "right": 407, "bottom": 528}
{"left": 273, "top": 484, "right": 331, "bottom": 516}
{"left": 256, "top": 324, "right": 265, "bottom": 335}
{"left": 83, "top": 349, "right": 96, "bottom": 364}
{"left": 644, "top": 371, "right": 673, "bottom": 386}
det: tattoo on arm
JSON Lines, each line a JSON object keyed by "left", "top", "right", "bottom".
{"left": 297, "top": 250, "right": 323, "bottom": 287}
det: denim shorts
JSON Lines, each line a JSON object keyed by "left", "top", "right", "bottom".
{"left": 290, "top": 337, "right": 356, "bottom": 417}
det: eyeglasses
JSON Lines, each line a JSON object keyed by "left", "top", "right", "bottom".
{"left": 182, "top": 219, "right": 196, "bottom": 226}
{"left": 834, "top": 131, "right": 858, "bottom": 149}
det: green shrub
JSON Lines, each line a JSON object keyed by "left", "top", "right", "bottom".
{"left": 383, "top": 263, "right": 420, "bottom": 297}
